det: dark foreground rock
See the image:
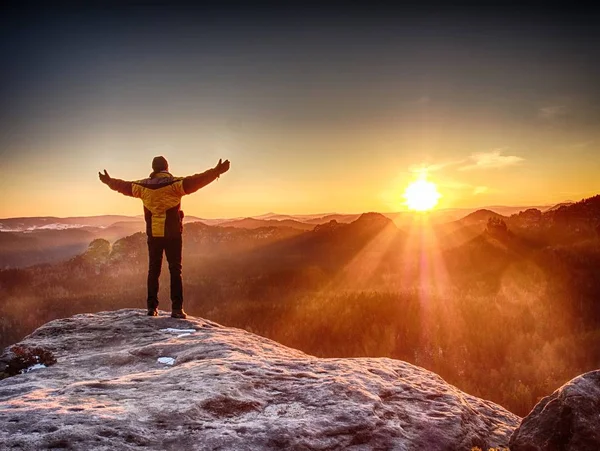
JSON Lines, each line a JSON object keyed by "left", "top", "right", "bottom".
{"left": 0, "top": 344, "right": 57, "bottom": 379}
{"left": 0, "top": 309, "right": 519, "bottom": 450}
{"left": 509, "top": 370, "right": 600, "bottom": 451}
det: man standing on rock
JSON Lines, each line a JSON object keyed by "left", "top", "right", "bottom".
{"left": 98, "top": 156, "right": 230, "bottom": 319}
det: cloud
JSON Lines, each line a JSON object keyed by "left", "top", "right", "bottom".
{"left": 409, "top": 159, "right": 466, "bottom": 175}
{"left": 569, "top": 140, "right": 593, "bottom": 149}
{"left": 539, "top": 105, "right": 567, "bottom": 120}
{"left": 437, "top": 180, "right": 472, "bottom": 190}
{"left": 459, "top": 149, "right": 524, "bottom": 171}
{"left": 437, "top": 181, "right": 490, "bottom": 195}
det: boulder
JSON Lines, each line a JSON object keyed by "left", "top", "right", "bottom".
{"left": 0, "top": 309, "right": 519, "bottom": 450}
{"left": 509, "top": 370, "right": 600, "bottom": 451}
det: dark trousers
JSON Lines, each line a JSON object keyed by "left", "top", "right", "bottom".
{"left": 147, "top": 236, "right": 183, "bottom": 311}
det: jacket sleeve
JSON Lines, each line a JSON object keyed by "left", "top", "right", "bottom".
{"left": 182, "top": 168, "right": 220, "bottom": 194}
{"left": 105, "top": 178, "right": 137, "bottom": 198}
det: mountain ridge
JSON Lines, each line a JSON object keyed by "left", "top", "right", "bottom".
{"left": 1, "top": 196, "right": 598, "bottom": 270}
{"left": 0, "top": 202, "right": 559, "bottom": 232}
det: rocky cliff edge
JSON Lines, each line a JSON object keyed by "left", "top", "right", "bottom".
{"left": 0, "top": 309, "right": 519, "bottom": 450}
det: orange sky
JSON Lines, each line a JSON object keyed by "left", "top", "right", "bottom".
{"left": 2, "top": 6, "right": 599, "bottom": 218}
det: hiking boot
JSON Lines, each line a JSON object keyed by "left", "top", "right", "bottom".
{"left": 171, "top": 310, "right": 187, "bottom": 319}
{"left": 147, "top": 309, "right": 158, "bottom": 316}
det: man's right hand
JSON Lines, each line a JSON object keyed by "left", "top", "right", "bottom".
{"left": 98, "top": 169, "right": 111, "bottom": 184}
{"left": 215, "top": 159, "right": 231, "bottom": 175}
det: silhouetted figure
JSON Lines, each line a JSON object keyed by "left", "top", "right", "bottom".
{"left": 99, "top": 156, "right": 230, "bottom": 318}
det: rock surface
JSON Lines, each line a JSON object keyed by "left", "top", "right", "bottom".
{"left": 509, "top": 370, "right": 600, "bottom": 451}
{"left": 0, "top": 309, "right": 519, "bottom": 450}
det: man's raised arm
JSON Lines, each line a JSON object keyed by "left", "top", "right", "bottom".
{"left": 98, "top": 170, "right": 136, "bottom": 197}
{"left": 182, "top": 159, "right": 230, "bottom": 194}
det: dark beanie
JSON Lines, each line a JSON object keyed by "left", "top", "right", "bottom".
{"left": 152, "top": 156, "right": 169, "bottom": 172}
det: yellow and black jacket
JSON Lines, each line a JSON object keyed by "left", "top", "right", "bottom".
{"left": 106, "top": 169, "right": 220, "bottom": 238}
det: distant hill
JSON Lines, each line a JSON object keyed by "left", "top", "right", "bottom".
{"left": 506, "top": 195, "right": 600, "bottom": 245}
{"left": 443, "top": 223, "right": 525, "bottom": 284}
{"left": 183, "top": 216, "right": 236, "bottom": 226}
{"left": 251, "top": 212, "right": 333, "bottom": 221}
{"left": 544, "top": 201, "right": 575, "bottom": 212}
{"left": 431, "top": 209, "right": 508, "bottom": 248}
{"left": 302, "top": 214, "right": 363, "bottom": 224}
{"left": 218, "top": 218, "right": 316, "bottom": 231}
{"left": 460, "top": 209, "right": 508, "bottom": 226}
{"left": 545, "top": 195, "right": 600, "bottom": 223}
{"left": 31, "top": 212, "right": 402, "bottom": 280}
{"left": 0, "top": 205, "right": 552, "bottom": 233}
{"left": 436, "top": 197, "right": 600, "bottom": 249}
{"left": 2, "top": 198, "right": 597, "bottom": 268}
{"left": 473, "top": 205, "right": 550, "bottom": 216}
{"left": 0, "top": 215, "right": 138, "bottom": 232}
{"left": 0, "top": 216, "right": 222, "bottom": 268}
{"left": 0, "top": 228, "right": 97, "bottom": 268}
{"left": 0, "top": 220, "right": 145, "bottom": 269}
{"left": 0, "top": 215, "right": 219, "bottom": 233}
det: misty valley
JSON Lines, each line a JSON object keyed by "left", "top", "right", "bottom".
{"left": 1, "top": 196, "right": 600, "bottom": 417}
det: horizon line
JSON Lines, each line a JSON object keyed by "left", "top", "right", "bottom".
{"left": 0, "top": 202, "right": 563, "bottom": 222}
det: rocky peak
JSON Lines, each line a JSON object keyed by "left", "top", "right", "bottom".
{"left": 108, "top": 232, "right": 146, "bottom": 264}
{"left": 548, "top": 195, "right": 600, "bottom": 223}
{"left": 81, "top": 238, "right": 111, "bottom": 265}
{"left": 312, "top": 219, "right": 340, "bottom": 233}
{"left": 517, "top": 208, "right": 543, "bottom": 220}
{"left": 0, "top": 309, "right": 518, "bottom": 450}
{"left": 462, "top": 209, "right": 506, "bottom": 225}
{"left": 353, "top": 212, "right": 395, "bottom": 230}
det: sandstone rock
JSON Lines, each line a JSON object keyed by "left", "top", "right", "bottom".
{"left": 0, "top": 309, "right": 519, "bottom": 450}
{"left": 509, "top": 370, "right": 600, "bottom": 451}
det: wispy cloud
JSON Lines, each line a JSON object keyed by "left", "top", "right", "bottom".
{"left": 438, "top": 181, "right": 490, "bottom": 196}
{"left": 409, "top": 159, "right": 466, "bottom": 176}
{"left": 569, "top": 140, "right": 593, "bottom": 149}
{"left": 459, "top": 149, "right": 524, "bottom": 171}
{"left": 539, "top": 105, "right": 567, "bottom": 120}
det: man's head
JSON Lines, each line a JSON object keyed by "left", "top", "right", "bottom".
{"left": 152, "top": 156, "right": 169, "bottom": 173}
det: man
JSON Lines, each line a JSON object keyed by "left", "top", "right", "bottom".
{"left": 99, "top": 156, "right": 230, "bottom": 318}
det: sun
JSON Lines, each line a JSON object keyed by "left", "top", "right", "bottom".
{"left": 403, "top": 179, "right": 441, "bottom": 211}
